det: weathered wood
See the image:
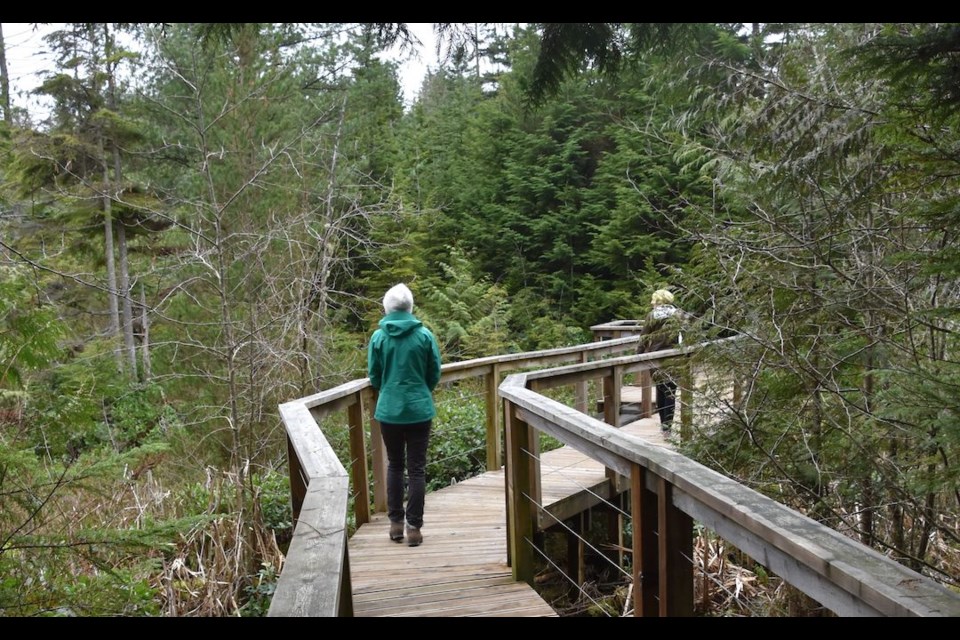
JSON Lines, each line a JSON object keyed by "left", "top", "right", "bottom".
{"left": 365, "top": 388, "right": 387, "bottom": 513}
{"left": 504, "top": 400, "right": 537, "bottom": 586}
{"left": 500, "top": 364, "right": 960, "bottom": 617}
{"left": 268, "top": 477, "right": 351, "bottom": 617}
{"left": 679, "top": 358, "right": 693, "bottom": 441}
{"left": 279, "top": 402, "right": 346, "bottom": 482}
{"left": 350, "top": 477, "right": 556, "bottom": 617}
{"left": 658, "top": 477, "right": 693, "bottom": 617}
{"left": 575, "top": 350, "right": 589, "bottom": 413}
{"left": 632, "top": 464, "right": 658, "bottom": 616}
{"left": 287, "top": 435, "right": 306, "bottom": 524}
{"left": 347, "top": 392, "right": 370, "bottom": 526}
{"left": 484, "top": 365, "right": 502, "bottom": 471}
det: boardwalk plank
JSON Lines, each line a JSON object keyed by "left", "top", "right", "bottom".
{"left": 349, "top": 409, "right": 670, "bottom": 616}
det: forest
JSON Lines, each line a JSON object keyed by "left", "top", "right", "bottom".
{"left": 0, "top": 23, "right": 958, "bottom": 616}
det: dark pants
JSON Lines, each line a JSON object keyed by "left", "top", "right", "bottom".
{"left": 657, "top": 380, "right": 677, "bottom": 428}
{"left": 380, "top": 420, "right": 432, "bottom": 529}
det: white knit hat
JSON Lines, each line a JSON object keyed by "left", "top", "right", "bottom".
{"left": 383, "top": 283, "right": 414, "bottom": 313}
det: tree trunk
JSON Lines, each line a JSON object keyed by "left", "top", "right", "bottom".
{"left": 117, "top": 222, "right": 137, "bottom": 377}
{"left": 0, "top": 24, "right": 11, "bottom": 124}
{"left": 104, "top": 24, "right": 137, "bottom": 379}
{"left": 100, "top": 137, "right": 122, "bottom": 372}
{"left": 139, "top": 282, "right": 151, "bottom": 381}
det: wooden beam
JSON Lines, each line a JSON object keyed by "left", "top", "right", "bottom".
{"left": 632, "top": 464, "right": 659, "bottom": 616}
{"left": 365, "top": 388, "right": 387, "bottom": 513}
{"left": 485, "top": 364, "right": 502, "bottom": 471}
{"left": 504, "top": 400, "right": 537, "bottom": 586}
{"left": 658, "top": 477, "right": 694, "bottom": 617}
{"left": 348, "top": 392, "right": 370, "bottom": 526}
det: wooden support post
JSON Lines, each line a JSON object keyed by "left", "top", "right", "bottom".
{"left": 287, "top": 435, "right": 306, "bottom": 527}
{"left": 631, "top": 464, "right": 658, "bottom": 616}
{"left": 640, "top": 369, "right": 653, "bottom": 418}
{"left": 657, "top": 477, "right": 694, "bottom": 617}
{"left": 365, "top": 388, "right": 387, "bottom": 513}
{"left": 602, "top": 367, "right": 622, "bottom": 428}
{"left": 612, "top": 493, "right": 625, "bottom": 572}
{"left": 603, "top": 368, "right": 627, "bottom": 492}
{"left": 348, "top": 393, "right": 370, "bottom": 526}
{"left": 565, "top": 514, "right": 585, "bottom": 588}
{"left": 575, "top": 351, "right": 589, "bottom": 413}
{"left": 485, "top": 364, "right": 503, "bottom": 471}
{"left": 504, "top": 399, "right": 537, "bottom": 586}
{"left": 680, "top": 358, "right": 693, "bottom": 442}
{"left": 527, "top": 380, "right": 543, "bottom": 516}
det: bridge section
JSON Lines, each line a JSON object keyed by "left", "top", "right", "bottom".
{"left": 349, "top": 418, "right": 667, "bottom": 616}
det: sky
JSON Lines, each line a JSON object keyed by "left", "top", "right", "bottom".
{"left": 1, "top": 22, "right": 439, "bottom": 119}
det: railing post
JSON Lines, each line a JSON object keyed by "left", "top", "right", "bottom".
{"left": 631, "top": 463, "right": 658, "bottom": 616}
{"left": 485, "top": 364, "right": 502, "bottom": 471}
{"left": 575, "top": 350, "right": 589, "bottom": 413}
{"left": 640, "top": 369, "right": 653, "bottom": 418}
{"left": 365, "top": 388, "right": 387, "bottom": 513}
{"left": 504, "top": 399, "right": 536, "bottom": 586}
{"left": 601, "top": 366, "right": 627, "bottom": 568}
{"left": 602, "top": 366, "right": 622, "bottom": 428}
{"left": 680, "top": 357, "right": 693, "bottom": 442}
{"left": 527, "top": 380, "right": 543, "bottom": 519}
{"left": 287, "top": 434, "right": 306, "bottom": 527}
{"left": 657, "top": 477, "right": 694, "bottom": 617}
{"left": 348, "top": 392, "right": 370, "bottom": 526}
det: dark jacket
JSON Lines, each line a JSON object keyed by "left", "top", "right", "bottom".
{"left": 368, "top": 311, "right": 442, "bottom": 424}
{"left": 638, "top": 304, "right": 685, "bottom": 353}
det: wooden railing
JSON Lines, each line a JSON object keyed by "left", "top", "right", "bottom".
{"left": 269, "top": 334, "right": 960, "bottom": 617}
{"left": 268, "top": 335, "right": 642, "bottom": 616}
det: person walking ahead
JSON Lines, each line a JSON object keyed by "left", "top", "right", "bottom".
{"left": 367, "top": 283, "right": 442, "bottom": 547}
{"left": 638, "top": 288, "right": 687, "bottom": 432}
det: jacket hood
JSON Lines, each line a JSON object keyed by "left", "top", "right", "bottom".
{"left": 379, "top": 311, "right": 423, "bottom": 337}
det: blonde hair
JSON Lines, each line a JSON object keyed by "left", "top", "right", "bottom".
{"left": 651, "top": 289, "right": 674, "bottom": 306}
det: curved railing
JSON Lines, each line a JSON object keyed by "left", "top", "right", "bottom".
{"left": 269, "top": 334, "right": 960, "bottom": 617}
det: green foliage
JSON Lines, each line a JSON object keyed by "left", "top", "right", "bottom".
{"left": 253, "top": 470, "right": 292, "bottom": 537}
{"left": 427, "top": 383, "right": 488, "bottom": 489}
{"left": 239, "top": 563, "right": 279, "bottom": 617}
{"left": 0, "top": 267, "right": 64, "bottom": 393}
{"left": 4, "top": 20, "right": 960, "bottom": 616}
{"left": 0, "top": 436, "right": 191, "bottom": 616}
{"left": 26, "top": 343, "right": 179, "bottom": 460}
{"left": 418, "top": 247, "right": 518, "bottom": 361}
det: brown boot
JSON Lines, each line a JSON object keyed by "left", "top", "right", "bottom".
{"left": 389, "top": 521, "right": 404, "bottom": 542}
{"left": 405, "top": 524, "right": 422, "bottom": 547}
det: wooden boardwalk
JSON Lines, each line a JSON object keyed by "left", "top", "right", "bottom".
{"left": 349, "top": 406, "right": 673, "bottom": 617}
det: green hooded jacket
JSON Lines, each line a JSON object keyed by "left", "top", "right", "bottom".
{"left": 367, "top": 311, "right": 442, "bottom": 424}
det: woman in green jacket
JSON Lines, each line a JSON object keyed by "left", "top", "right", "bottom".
{"left": 368, "top": 283, "right": 442, "bottom": 547}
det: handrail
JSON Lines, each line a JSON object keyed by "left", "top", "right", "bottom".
{"left": 269, "top": 333, "right": 960, "bottom": 617}
{"left": 498, "top": 341, "right": 960, "bottom": 617}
